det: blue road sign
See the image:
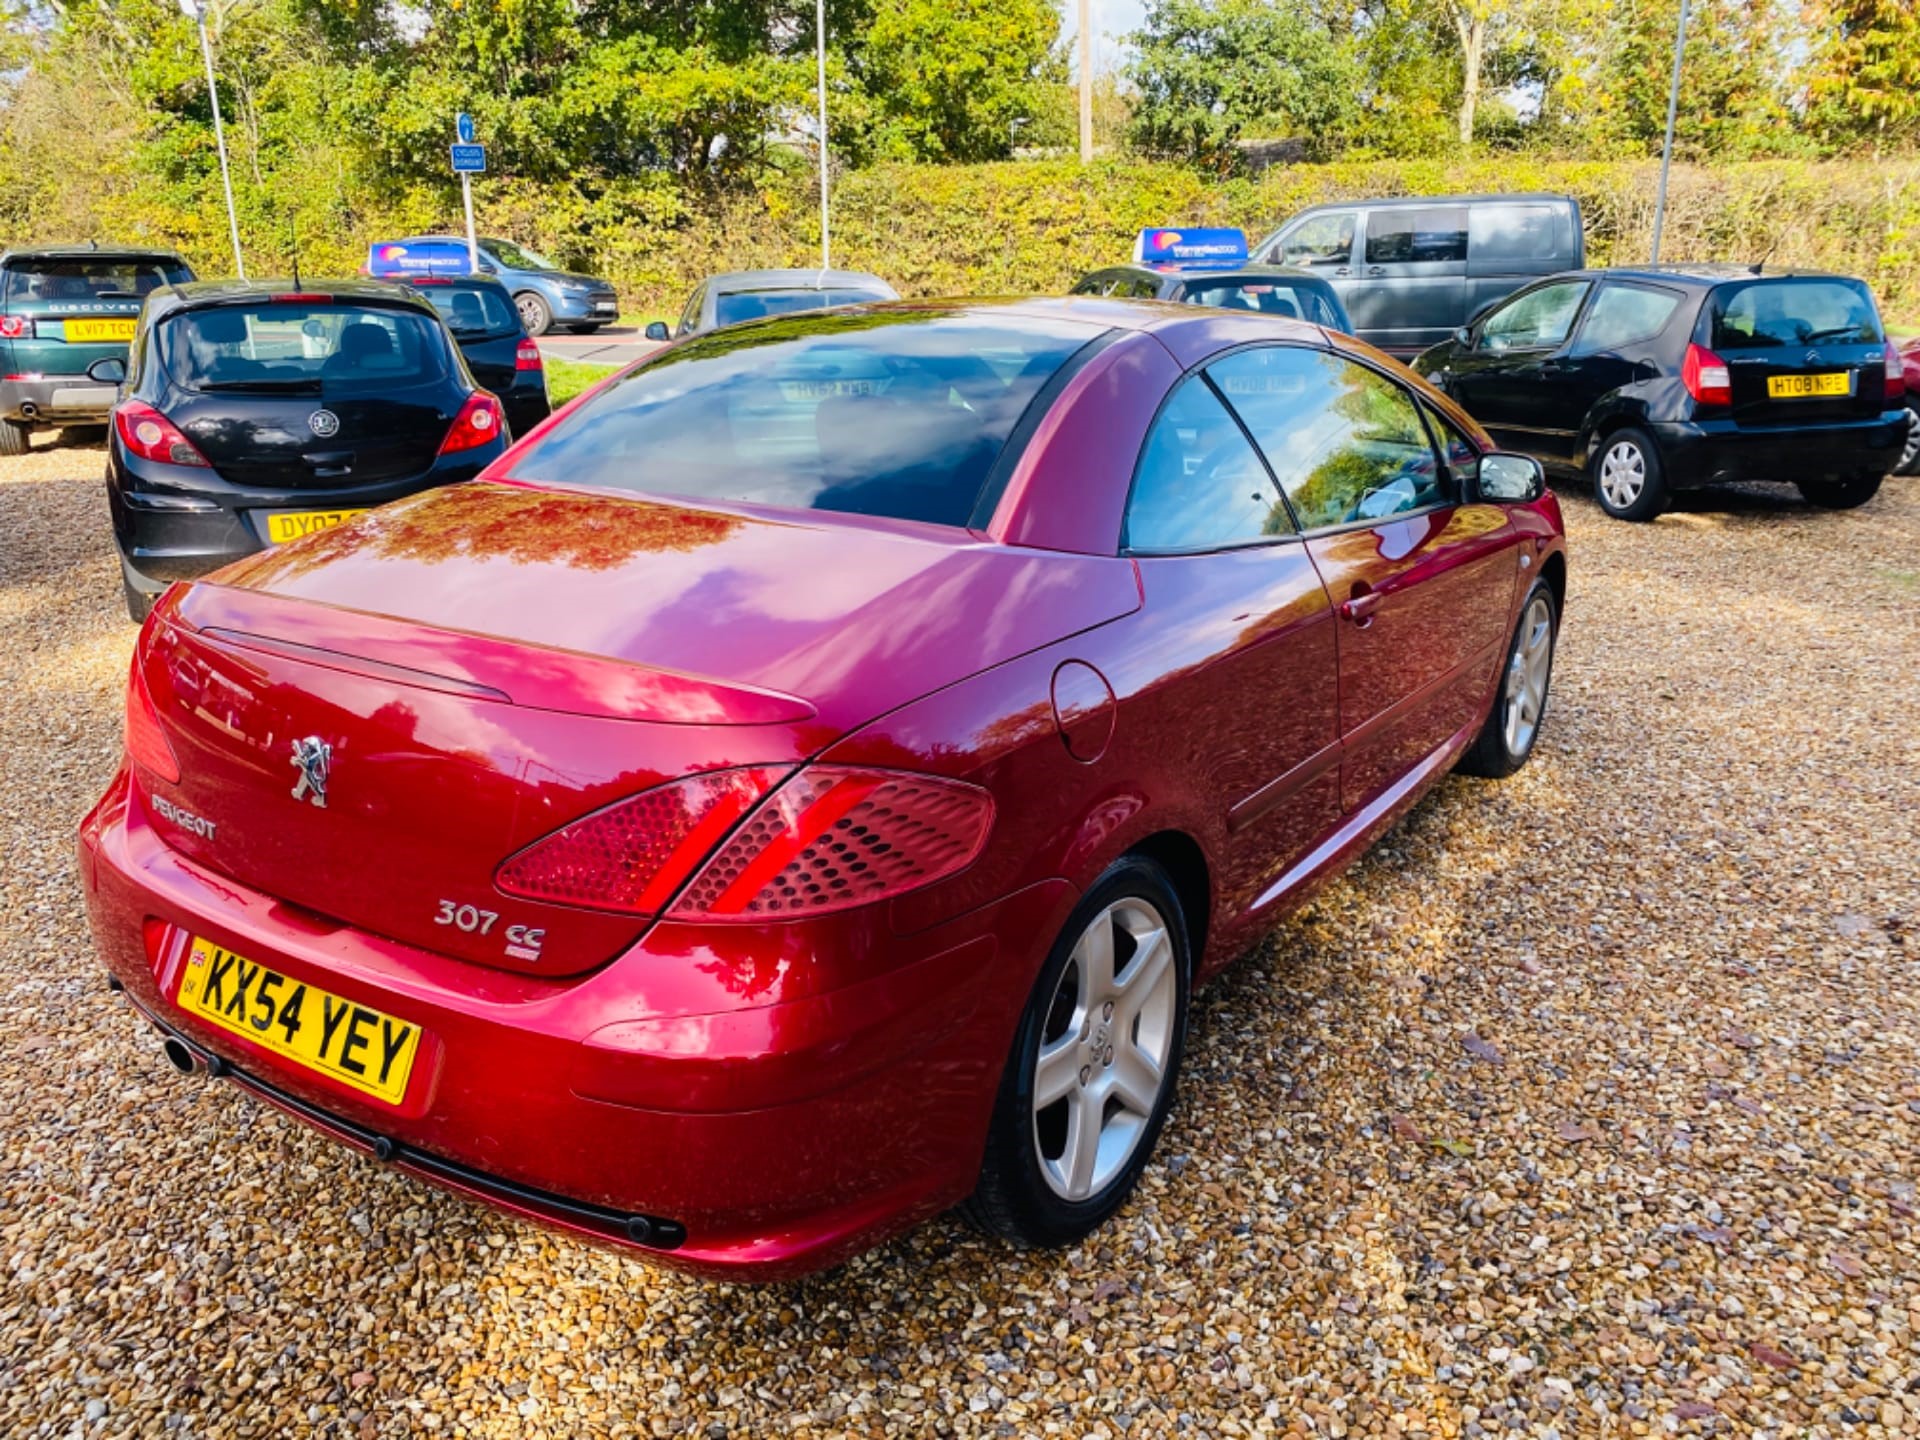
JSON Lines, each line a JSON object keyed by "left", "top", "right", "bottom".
{"left": 456, "top": 112, "right": 475, "bottom": 144}
{"left": 450, "top": 143, "right": 486, "bottom": 174}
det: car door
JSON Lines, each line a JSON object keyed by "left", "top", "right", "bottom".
{"left": 1344, "top": 206, "right": 1469, "bottom": 355}
{"left": 1441, "top": 279, "right": 1594, "bottom": 464}
{"left": 1557, "top": 280, "right": 1687, "bottom": 438}
{"left": 1117, "top": 371, "right": 1343, "bottom": 919}
{"left": 1208, "top": 345, "right": 1520, "bottom": 812}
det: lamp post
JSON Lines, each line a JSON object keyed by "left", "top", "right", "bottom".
{"left": 817, "top": 0, "right": 831, "bottom": 271}
{"left": 178, "top": 0, "right": 245, "bottom": 280}
{"left": 1649, "top": 0, "right": 1691, "bottom": 265}
{"left": 1078, "top": 0, "right": 1093, "bottom": 163}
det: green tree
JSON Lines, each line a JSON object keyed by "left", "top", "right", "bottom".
{"left": 1591, "top": 0, "right": 1804, "bottom": 157}
{"left": 1126, "top": 0, "right": 1362, "bottom": 168}
{"left": 1807, "top": 0, "right": 1920, "bottom": 151}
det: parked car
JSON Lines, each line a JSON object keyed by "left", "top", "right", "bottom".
{"left": 0, "top": 245, "right": 195, "bottom": 455}
{"left": 1897, "top": 337, "right": 1920, "bottom": 475}
{"left": 1254, "top": 194, "right": 1584, "bottom": 356}
{"left": 1071, "top": 227, "right": 1353, "bottom": 333}
{"left": 99, "top": 279, "right": 509, "bottom": 620}
{"left": 1411, "top": 265, "right": 1907, "bottom": 520}
{"left": 373, "top": 236, "right": 619, "bottom": 337}
{"left": 647, "top": 268, "right": 899, "bottom": 340}
{"left": 81, "top": 297, "right": 1565, "bottom": 1279}
{"left": 389, "top": 273, "right": 551, "bottom": 439}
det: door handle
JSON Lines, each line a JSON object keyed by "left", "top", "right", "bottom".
{"left": 1332, "top": 267, "right": 1351, "bottom": 277}
{"left": 1339, "top": 590, "right": 1384, "bottom": 625}
{"left": 1367, "top": 266, "right": 1386, "bottom": 277}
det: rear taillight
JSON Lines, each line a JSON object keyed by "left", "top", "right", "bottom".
{"left": 438, "top": 391, "right": 503, "bottom": 455}
{"left": 1682, "top": 343, "right": 1732, "bottom": 407}
{"left": 125, "top": 659, "right": 180, "bottom": 784}
{"left": 113, "top": 400, "right": 211, "bottom": 467}
{"left": 672, "top": 766, "right": 994, "bottom": 921}
{"left": 516, "top": 338, "right": 543, "bottom": 371}
{"left": 1885, "top": 341, "right": 1905, "bottom": 401}
{"left": 496, "top": 764, "right": 994, "bottom": 921}
{"left": 496, "top": 767, "right": 789, "bottom": 915}
{"left": 0, "top": 315, "right": 34, "bottom": 339}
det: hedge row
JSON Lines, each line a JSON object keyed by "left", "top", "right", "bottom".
{"left": 533, "top": 157, "right": 1920, "bottom": 324}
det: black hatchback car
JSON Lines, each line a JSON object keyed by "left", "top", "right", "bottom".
{"left": 1412, "top": 266, "right": 1907, "bottom": 520}
{"left": 391, "top": 273, "right": 551, "bottom": 437}
{"left": 97, "top": 280, "right": 508, "bottom": 619}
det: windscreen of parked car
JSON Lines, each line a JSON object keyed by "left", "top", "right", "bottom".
{"left": 513, "top": 309, "right": 1104, "bottom": 527}
{"left": 1707, "top": 279, "right": 1883, "bottom": 350}
{"left": 482, "top": 237, "right": 560, "bottom": 271}
{"left": 158, "top": 302, "right": 450, "bottom": 393}
{"left": 4, "top": 256, "right": 192, "bottom": 303}
{"left": 415, "top": 284, "right": 520, "bottom": 340}
{"left": 713, "top": 288, "right": 890, "bottom": 328}
{"left": 1179, "top": 279, "right": 1344, "bottom": 328}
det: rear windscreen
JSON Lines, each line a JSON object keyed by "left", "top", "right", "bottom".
{"left": 4, "top": 257, "right": 192, "bottom": 304}
{"left": 713, "top": 288, "right": 888, "bottom": 328}
{"left": 1708, "top": 280, "right": 1883, "bottom": 350}
{"left": 414, "top": 284, "right": 519, "bottom": 339}
{"left": 513, "top": 309, "right": 1102, "bottom": 527}
{"left": 159, "top": 303, "right": 449, "bottom": 394}
{"left": 1180, "top": 280, "right": 1344, "bottom": 328}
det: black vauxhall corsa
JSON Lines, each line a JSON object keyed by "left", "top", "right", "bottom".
{"left": 98, "top": 279, "right": 507, "bottom": 619}
{"left": 1412, "top": 265, "right": 1908, "bottom": 520}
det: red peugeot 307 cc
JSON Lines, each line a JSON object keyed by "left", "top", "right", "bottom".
{"left": 80, "top": 298, "right": 1566, "bottom": 1279}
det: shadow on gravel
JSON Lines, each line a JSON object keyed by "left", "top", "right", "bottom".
{"left": 1548, "top": 474, "right": 1848, "bottom": 521}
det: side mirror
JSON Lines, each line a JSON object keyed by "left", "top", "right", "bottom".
{"left": 1476, "top": 452, "right": 1546, "bottom": 504}
{"left": 643, "top": 321, "right": 670, "bottom": 342}
{"left": 1453, "top": 326, "right": 1472, "bottom": 347}
{"left": 86, "top": 357, "right": 127, "bottom": 385}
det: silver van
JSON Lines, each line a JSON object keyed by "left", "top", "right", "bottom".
{"left": 1254, "top": 194, "right": 1584, "bottom": 356}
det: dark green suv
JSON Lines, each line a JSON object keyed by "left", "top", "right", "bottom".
{"left": 0, "top": 246, "right": 195, "bottom": 454}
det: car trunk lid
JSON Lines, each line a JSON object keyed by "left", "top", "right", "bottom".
{"left": 1707, "top": 277, "right": 1891, "bottom": 426}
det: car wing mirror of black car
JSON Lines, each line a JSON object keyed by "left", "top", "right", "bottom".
{"left": 86, "top": 357, "right": 127, "bottom": 384}
{"left": 644, "top": 321, "right": 670, "bottom": 342}
{"left": 1476, "top": 452, "right": 1545, "bottom": 504}
{"left": 1454, "top": 326, "right": 1473, "bottom": 347}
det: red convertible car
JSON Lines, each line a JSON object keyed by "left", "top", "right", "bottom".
{"left": 80, "top": 299, "right": 1566, "bottom": 1279}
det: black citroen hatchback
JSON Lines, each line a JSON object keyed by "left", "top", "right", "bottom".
{"left": 97, "top": 280, "right": 507, "bottom": 619}
{"left": 1412, "top": 266, "right": 1907, "bottom": 520}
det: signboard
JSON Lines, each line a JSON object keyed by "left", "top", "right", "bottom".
{"left": 450, "top": 143, "right": 487, "bottom": 174}
{"left": 456, "top": 112, "right": 476, "bottom": 144}
{"left": 1133, "top": 227, "right": 1249, "bottom": 269}
{"left": 366, "top": 241, "right": 474, "bottom": 277}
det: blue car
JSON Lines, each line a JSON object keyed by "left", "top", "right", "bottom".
{"left": 374, "top": 236, "right": 619, "bottom": 337}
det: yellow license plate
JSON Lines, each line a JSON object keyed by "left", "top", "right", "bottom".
{"left": 1767, "top": 372, "right": 1850, "bottom": 399}
{"left": 65, "top": 317, "right": 136, "bottom": 343}
{"left": 266, "top": 508, "right": 369, "bottom": 544}
{"left": 177, "top": 936, "right": 423, "bottom": 1105}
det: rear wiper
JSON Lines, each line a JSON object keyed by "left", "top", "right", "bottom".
{"left": 197, "top": 378, "right": 324, "bottom": 393}
{"left": 1802, "top": 326, "right": 1867, "bottom": 344}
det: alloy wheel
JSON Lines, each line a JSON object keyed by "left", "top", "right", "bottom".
{"left": 1901, "top": 405, "right": 1920, "bottom": 476}
{"left": 1503, "top": 592, "right": 1555, "bottom": 757}
{"left": 1031, "top": 897, "right": 1178, "bottom": 1201}
{"left": 1599, "top": 440, "right": 1646, "bottom": 509}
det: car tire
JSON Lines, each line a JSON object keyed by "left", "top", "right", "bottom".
{"left": 0, "top": 417, "right": 32, "bottom": 456}
{"left": 963, "top": 855, "right": 1190, "bottom": 1248}
{"left": 1795, "top": 472, "right": 1883, "bottom": 510}
{"left": 1893, "top": 400, "right": 1920, "bottom": 476}
{"left": 1591, "top": 426, "right": 1666, "bottom": 522}
{"left": 1458, "top": 579, "right": 1558, "bottom": 780}
{"left": 515, "top": 291, "right": 554, "bottom": 337}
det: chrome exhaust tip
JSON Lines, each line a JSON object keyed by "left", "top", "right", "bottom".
{"left": 161, "top": 1035, "right": 204, "bottom": 1075}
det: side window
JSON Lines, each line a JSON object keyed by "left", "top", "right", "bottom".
{"left": 1572, "top": 284, "right": 1683, "bottom": 354}
{"left": 1069, "top": 274, "right": 1105, "bottom": 296}
{"left": 1129, "top": 278, "right": 1162, "bottom": 299}
{"left": 1422, "top": 403, "right": 1481, "bottom": 487}
{"left": 1124, "top": 375, "right": 1292, "bottom": 553}
{"left": 1477, "top": 281, "right": 1591, "bottom": 352}
{"left": 1364, "top": 207, "right": 1469, "bottom": 265}
{"left": 1209, "top": 348, "right": 1449, "bottom": 531}
{"left": 1277, "top": 212, "right": 1356, "bottom": 267}
{"left": 1468, "top": 205, "right": 1559, "bottom": 264}
{"left": 676, "top": 284, "right": 705, "bottom": 337}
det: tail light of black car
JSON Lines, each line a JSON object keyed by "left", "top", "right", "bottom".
{"left": 438, "top": 391, "right": 503, "bottom": 456}
{"left": 1682, "top": 343, "right": 1733, "bottom": 408}
{"left": 1885, "top": 342, "right": 1905, "bottom": 401}
{"left": 516, "top": 338, "right": 543, "bottom": 372}
{"left": 496, "top": 764, "right": 995, "bottom": 921}
{"left": 114, "top": 400, "right": 211, "bottom": 468}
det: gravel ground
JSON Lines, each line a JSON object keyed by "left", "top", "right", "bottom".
{"left": 2, "top": 435, "right": 1916, "bottom": 1440}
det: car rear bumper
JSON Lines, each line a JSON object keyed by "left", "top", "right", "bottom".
{"left": 78, "top": 769, "right": 1066, "bottom": 1279}
{"left": 109, "top": 445, "right": 502, "bottom": 594}
{"left": 0, "top": 374, "right": 119, "bottom": 424}
{"left": 1648, "top": 411, "right": 1907, "bottom": 487}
